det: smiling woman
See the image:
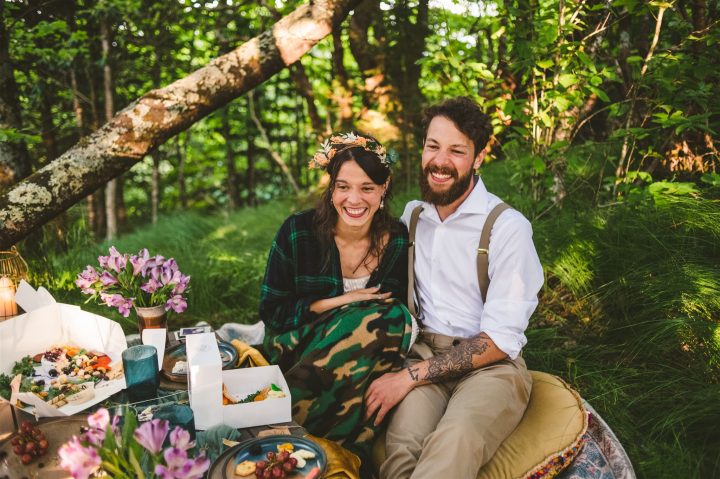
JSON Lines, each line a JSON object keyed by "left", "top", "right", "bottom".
{"left": 256, "top": 132, "right": 413, "bottom": 465}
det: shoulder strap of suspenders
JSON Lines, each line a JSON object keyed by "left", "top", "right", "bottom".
{"left": 407, "top": 202, "right": 511, "bottom": 316}
{"left": 477, "top": 203, "right": 511, "bottom": 303}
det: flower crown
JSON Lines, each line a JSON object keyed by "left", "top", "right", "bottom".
{"left": 309, "top": 132, "right": 398, "bottom": 170}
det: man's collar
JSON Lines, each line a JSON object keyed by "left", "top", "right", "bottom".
{"left": 422, "top": 176, "right": 490, "bottom": 222}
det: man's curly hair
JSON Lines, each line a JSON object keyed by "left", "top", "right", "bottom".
{"left": 422, "top": 97, "right": 492, "bottom": 156}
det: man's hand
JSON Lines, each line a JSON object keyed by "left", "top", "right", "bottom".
{"left": 364, "top": 369, "right": 416, "bottom": 426}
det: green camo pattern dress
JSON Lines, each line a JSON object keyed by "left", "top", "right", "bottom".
{"left": 260, "top": 210, "right": 412, "bottom": 460}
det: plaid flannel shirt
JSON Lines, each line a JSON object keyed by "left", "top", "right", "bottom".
{"left": 259, "top": 209, "right": 409, "bottom": 332}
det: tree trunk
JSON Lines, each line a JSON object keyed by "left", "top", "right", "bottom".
{"left": 260, "top": 0, "right": 324, "bottom": 138}
{"left": 0, "top": 0, "right": 360, "bottom": 248}
{"left": 331, "top": 30, "right": 354, "bottom": 131}
{"left": 177, "top": 131, "right": 189, "bottom": 209}
{"left": 222, "top": 106, "right": 240, "bottom": 210}
{"left": 246, "top": 139, "right": 257, "bottom": 207}
{"left": 248, "top": 92, "right": 300, "bottom": 194}
{"left": 0, "top": 1, "right": 31, "bottom": 191}
{"left": 101, "top": 18, "right": 118, "bottom": 241}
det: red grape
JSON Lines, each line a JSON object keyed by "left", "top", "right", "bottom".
{"left": 266, "top": 451, "right": 276, "bottom": 461}
{"left": 20, "top": 454, "right": 32, "bottom": 465}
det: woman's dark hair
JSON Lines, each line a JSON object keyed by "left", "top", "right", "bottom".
{"left": 313, "top": 132, "right": 394, "bottom": 273}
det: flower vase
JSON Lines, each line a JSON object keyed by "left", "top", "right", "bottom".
{"left": 134, "top": 305, "right": 167, "bottom": 337}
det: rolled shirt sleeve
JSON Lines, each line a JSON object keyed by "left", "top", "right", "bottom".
{"left": 479, "top": 211, "right": 544, "bottom": 359}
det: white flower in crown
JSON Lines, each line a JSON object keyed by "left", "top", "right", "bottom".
{"left": 308, "top": 132, "right": 397, "bottom": 170}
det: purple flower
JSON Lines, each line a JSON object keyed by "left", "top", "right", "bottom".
{"left": 58, "top": 437, "right": 102, "bottom": 479}
{"left": 172, "top": 275, "right": 190, "bottom": 295}
{"left": 99, "top": 271, "right": 118, "bottom": 287}
{"left": 166, "top": 295, "right": 188, "bottom": 314}
{"left": 75, "top": 266, "right": 99, "bottom": 294}
{"left": 141, "top": 278, "right": 163, "bottom": 294}
{"left": 88, "top": 408, "right": 110, "bottom": 430}
{"left": 155, "top": 448, "right": 210, "bottom": 479}
{"left": 145, "top": 255, "right": 166, "bottom": 278}
{"left": 134, "top": 418, "right": 169, "bottom": 454}
{"left": 130, "top": 248, "right": 150, "bottom": 276}
{"left": 105, "top": 246, "right": 127, "bottom": 274}
{"left": 100, "top": 293, "right": 134, "bottom": 317}
{"left": 169, "top": 426, "right": 194, "bottom": 451}
{"left": 80, "top": 408, "right": 110, "bottom": 445}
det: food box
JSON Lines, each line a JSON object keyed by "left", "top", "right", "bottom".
{"left": 221, "top": 365, "right": 291, "bottom": 429}
{"left": 186, "top": 332, "right": 223, "bottom": 430}
{"left": 0, "top": 299, "right": 127, "bottom": 417}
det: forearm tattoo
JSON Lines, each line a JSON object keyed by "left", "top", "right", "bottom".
{"left": 407, "top": 364, "right": 421, "bottom": 381}
{"left": 424, "top": 336, "right": 489, "bottom": 383}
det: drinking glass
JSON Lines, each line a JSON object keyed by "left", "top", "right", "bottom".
{"left": 122, "top": 345, "right": 159, "bottom": 402}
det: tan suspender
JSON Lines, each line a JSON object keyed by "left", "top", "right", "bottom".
{"left": 477, "top": 203, "right": 512, "bottom": 302}
{"left": 407, "top": 202, "right": 511, "bottom": 317}
{"left": 407, "top": 205, "right": 424, "bottom": 320}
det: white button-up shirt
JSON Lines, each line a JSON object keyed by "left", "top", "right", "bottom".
{"left": 401, "top": 177, "right": 544, "bottom": 359}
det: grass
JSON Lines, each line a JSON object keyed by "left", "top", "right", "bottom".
{"left": 21, "top": 159, "right": 720, "bottom": 478}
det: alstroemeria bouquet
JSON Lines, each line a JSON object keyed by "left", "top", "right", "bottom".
{"left": 59, "top": 408, "right": 210, "bottom": 479}
{"left": 76, "top": 247, "right": 190, "bottom": 317}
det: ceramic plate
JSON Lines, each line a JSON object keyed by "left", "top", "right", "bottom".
{"left": 0, "top": 415, "right": 88, "bottom": 479}
{"left": 161, "top": 339, "right": 238, "bottom": 382}
{"left": 214, "top": 435, "right": 327, "bottom": 479}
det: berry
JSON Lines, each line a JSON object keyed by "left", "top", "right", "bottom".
{"left": 20, "top": 454, "right": 32, "bottom": 465}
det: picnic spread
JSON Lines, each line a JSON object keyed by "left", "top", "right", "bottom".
{"left": 0, "top": 282, "right": 635, "bottom": 479}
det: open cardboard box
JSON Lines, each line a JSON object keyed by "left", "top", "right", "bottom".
{"left": 0, "top": 283, "right": 127, "bottom": 417}
{"left": 221, "top": 365, "right": 291, "bottom": 429}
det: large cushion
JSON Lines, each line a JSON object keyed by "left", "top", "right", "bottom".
{"left": 372, "top": 370, "right": 588, "bottom": 479}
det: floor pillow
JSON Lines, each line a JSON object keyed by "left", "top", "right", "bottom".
{"left": 372, "top": 370, "right": 588, "bottom": 479}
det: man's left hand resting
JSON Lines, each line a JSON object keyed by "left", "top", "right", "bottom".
{"left": 364, "top": 333, "right": 508, "bottom": 426}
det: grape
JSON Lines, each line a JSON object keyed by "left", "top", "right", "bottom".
{"left": 279, "top": 451, "right": 290, "bottom": 461}
{"left": 266, "top": 451, "right": 276, "bottom": 461}
{"left": 13, "top": 445, "right": 23, "bottom": 456}
{"left": 271, "top": 465, "right": 283, "bottom": 478}
{"left": 282, "top": 461, "right": 294, "bottom": 472}
{"left": 288, "top": 457, "right": 298, "bottom": 467}
{"left": 38, "top": 439, "right": 48, "bottom": 449}
{"left": 20, "top": 454, "right": 32, "bottom": 465}
{"left": 24, "top": 442, "right": 36, "bottom": 453}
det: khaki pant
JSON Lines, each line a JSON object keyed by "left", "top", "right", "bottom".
{"left": 380, "top": 332, "right": 532, "bottom": 479}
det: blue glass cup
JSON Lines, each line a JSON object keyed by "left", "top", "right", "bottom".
{"left": 153, "top": 404, "right": 196, "bottom": 441}
{"left": 122, "top": 345, "right": 159, "bottom": 403}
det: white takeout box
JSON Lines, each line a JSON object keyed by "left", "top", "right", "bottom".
{"left": 0, "top": 291, "right": 128, "bottom": 417}
{"left": 186, "top": 332, "right": 223, "bottom": 430}
{"left": 221, "top": 365, "right": 291, "bottom": 429}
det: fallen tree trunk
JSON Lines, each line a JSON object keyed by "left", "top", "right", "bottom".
{"left": 0, "top": 0, "right": 361, "bottom": 249}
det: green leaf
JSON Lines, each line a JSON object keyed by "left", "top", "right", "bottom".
{"left": 537, "top": 59, "right": 554, "bottom": 69}
{"left": 538, "top": 111, "right": 553, "bottom": 127}
{"left": 588, "top": 86, "right": 610, "bottom": 102}
{"left": 648, "top": 181, "right": 700, "bottom": 197}
{"left": 557, "top": 73, "right": 578, "bottom": 88}
{"left": 626, "top": 55, "right": 644, "bottom": 64}
{"left": 700, "top": 173, "right": 720, "bottom": 186}
{"left": 128, "top": 448, "right": 146, "bottom": 479}
{"left": 532, "top": 157, "right": 546, "bottom": 174}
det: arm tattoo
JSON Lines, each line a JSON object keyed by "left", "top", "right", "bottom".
{"left": 407, "top": 364, "right": 421, "bottom": 381}
{"left": 425, "top": 336, "right": 489, "bottom": 383}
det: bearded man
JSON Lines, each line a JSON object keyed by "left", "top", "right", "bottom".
{"left": 365, "top": 97, "right": 544, "bottom": 479}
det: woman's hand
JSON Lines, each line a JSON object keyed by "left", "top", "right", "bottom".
{"left": 309, "top": 286, "right": 391, "bottom": 314}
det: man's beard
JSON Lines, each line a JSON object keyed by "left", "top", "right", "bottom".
{"left": 420, "top": 164, "right": 474, "bottom": 206}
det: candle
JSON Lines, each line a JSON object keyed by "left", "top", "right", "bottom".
{"left": 0, "top": 276, "right": 18, "bottom": 318}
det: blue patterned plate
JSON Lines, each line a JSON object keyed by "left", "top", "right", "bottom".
{"left": 219, "top": 435, "right": 327, "bottom": 479}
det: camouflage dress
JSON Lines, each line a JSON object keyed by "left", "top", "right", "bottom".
{"left": 260, "top": 210, "right": 412, "bottom": 460}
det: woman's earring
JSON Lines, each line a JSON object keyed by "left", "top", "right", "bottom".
{"left": 380, "top": 198, "right": 385, "bottom": 209}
